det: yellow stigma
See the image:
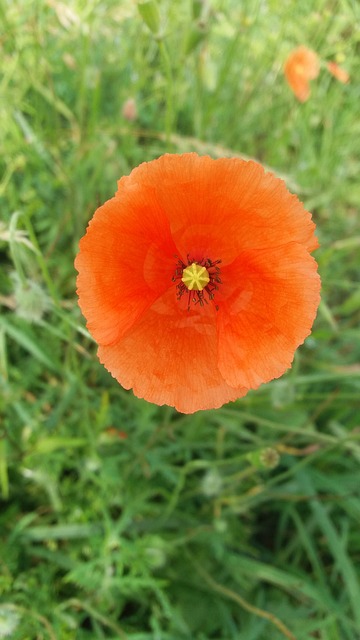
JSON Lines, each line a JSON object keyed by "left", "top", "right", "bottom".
{"left": 181, "top": 262, "right": 210, "bottom": 291}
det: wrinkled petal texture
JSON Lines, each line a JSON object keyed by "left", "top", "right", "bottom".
{"left": 76, "top": 153, "right": 321, "bottom": 413}
{"left": 98, "top": 289, "right": 248, "bottom": 414}
{"left": 284, "top": 46, "right": 320, "bottom": 102}
{"left": 217, "top": 243, "right": 320, "bottom": 389}
{"left": 75, "top": 187, "right": 178, "bottom": 345}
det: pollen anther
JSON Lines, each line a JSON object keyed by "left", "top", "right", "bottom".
{"left": 181, "top": 262, "right": 210, "bottom": 291}
{"left": 172, "top": 256, "right": 222, "bottom": 311}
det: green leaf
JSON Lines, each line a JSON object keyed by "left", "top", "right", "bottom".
{"left": 137, "top": 0, "right": 160, "bottom": 34}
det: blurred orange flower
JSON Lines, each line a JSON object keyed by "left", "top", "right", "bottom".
{"left": 75, "top": 154, "right": 320, "bottom": 414}
{"left": 327, "top": 61, "right": 349, "bottom": 84}
{"left": 284, "top": 46, "right": 320, "bottom": 102}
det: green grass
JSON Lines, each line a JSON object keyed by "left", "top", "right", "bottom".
{"left": 1, "top": 0, "right": 360, "bottom": 638}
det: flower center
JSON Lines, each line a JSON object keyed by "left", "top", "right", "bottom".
{"left": 172, "top": 256, "right": 221, "bottom": 311}
{"left": 181, "top": 263, "right": 210, "bottom": 291}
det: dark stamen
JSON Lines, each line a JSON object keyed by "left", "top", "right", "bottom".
{"left": 172, "top": 255, "right": 222, "bottom": 311}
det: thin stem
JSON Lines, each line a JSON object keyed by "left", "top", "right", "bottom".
{"left": 157, "top": 38, "right": 174, "bottom": 147}
{"left": 22, "top": 213, "right": 60, "bottom": 306}
{"left": 190, "top": 555, "right": 297, "bottom": 640}
{"left": 9, "top": 211, "right": 27, "bottom": 285}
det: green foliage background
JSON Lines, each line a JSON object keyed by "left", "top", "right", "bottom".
{"left": 1, "top": 0, "right": 360, "bottom": 638}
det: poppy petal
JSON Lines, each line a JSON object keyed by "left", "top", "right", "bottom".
{"left": 98, "top": 288, "right": 248, "bottom": 414}
{"left": 75, "top": 187, "right": 177, "bottom": 345}
{"left": 217, "top": 242, "right": 321, "bottom": 389}
{"left": 118, "top": 154, "right": 318, "bottom": 259}
{"left": 284, "top": 46, "right": 320, "bottom": 102}
{"left": 327, "top": 61, "right": 349, "bottom": 84}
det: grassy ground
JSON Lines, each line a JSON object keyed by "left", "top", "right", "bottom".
{"left": 1, "top": 0, "right": 360, "bottom": 638}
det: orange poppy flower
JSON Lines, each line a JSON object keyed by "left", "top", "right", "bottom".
{"left": 75, "top": 154, "right": 320, "bottom": 414}
{"left": 327, "top": 61, "right": 349, "bottom": 84}
{"left": 284, "top": 46, "right": 320, "bottom": 102}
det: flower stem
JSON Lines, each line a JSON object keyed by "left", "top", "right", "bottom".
{"left": 157, "top": 37, "right": 174, "bottom": 148}
{"left": 9, "top": 211, "right": 27, "bottom": 285}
